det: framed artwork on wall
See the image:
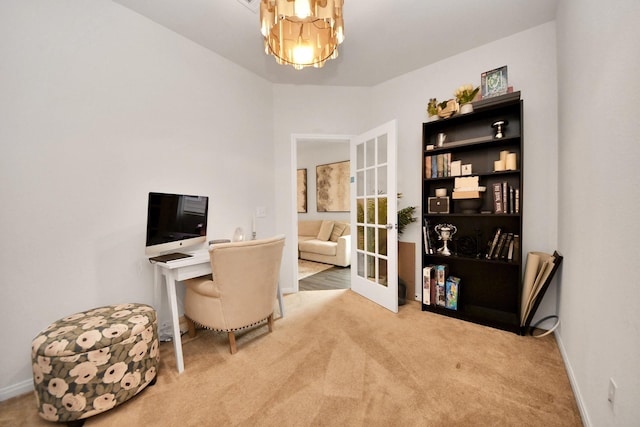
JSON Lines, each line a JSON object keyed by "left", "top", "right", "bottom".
{"left": 297, "top": 168, "right": 307, "bottom": 213}
{"left": 316, "top": 160, "right": 350, "bottom": 212}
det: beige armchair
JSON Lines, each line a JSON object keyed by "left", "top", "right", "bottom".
{"left": 183, "top": 235, "right": 285, "bottom": 354}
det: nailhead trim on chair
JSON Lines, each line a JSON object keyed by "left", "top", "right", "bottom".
{"left": 188, "top": 315, "right": 271, "bottom": 333}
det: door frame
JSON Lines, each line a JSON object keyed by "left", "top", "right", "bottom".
{"left": 289, "top": 133, "right": 353, "bottom": 293}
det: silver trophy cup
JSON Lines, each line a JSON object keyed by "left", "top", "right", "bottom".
{"left": 434, "top": 223, "right": 458, "bottom": 256}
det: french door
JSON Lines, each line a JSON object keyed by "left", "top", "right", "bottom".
{"left": 350, "top": 120, "right": 398, "bottom": 313}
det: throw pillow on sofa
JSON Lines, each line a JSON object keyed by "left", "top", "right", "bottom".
{"left": 317, "top": 220, "right": 334, "bottom": 241}
{"left": 329, "top": 223, "right": 347, "bottom": 242}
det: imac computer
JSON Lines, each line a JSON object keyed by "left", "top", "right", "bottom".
{"left": 145, "top": 192, "right": 208, "bottom": 257}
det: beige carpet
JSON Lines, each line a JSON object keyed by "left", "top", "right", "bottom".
{"left": 0, "top": 290, "right": 581, "bottom": 426}
{"left": 298, "top": 259, "right": 334, "bottom": 280}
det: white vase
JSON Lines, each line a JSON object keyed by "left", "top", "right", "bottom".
{"left": 427, "top": 114, "right": 440, "bottom": 122}
{"left": 459, "top": 103, "right": 474, "bottom": 114}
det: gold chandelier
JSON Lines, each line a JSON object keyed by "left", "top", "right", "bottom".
{"left": 260, "top": 0, "right": 344, "bottom": 70}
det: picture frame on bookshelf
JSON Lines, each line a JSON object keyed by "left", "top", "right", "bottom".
{"left": 481, "top": 66, "right": 508, "bottom": 99}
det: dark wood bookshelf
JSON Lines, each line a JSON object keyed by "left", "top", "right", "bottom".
{"left": 421, "top": 92, "right": 524, "bottom": 334}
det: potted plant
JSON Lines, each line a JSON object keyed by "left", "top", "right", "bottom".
{"left": 455, "top": 84, "right": 479, "bottom": 114}
{"left": 427, "top": 98, "right": 439, "bottom": 121}
{"left": 398, "top": 206, "right": 417, "bottom": 236}
{"left": 397, "top": 200, "right": 417, "bottom": 306}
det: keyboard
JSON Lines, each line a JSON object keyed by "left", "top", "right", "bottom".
{"left": 149, "top": 253, "right": 193, "bottom": 263}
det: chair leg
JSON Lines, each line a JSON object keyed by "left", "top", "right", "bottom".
{"left": 186, "top": 317, "right": 197, "bottom": 338}
{"left": 277, "top": 282, "right": 285, "bottom": 318}
{"left": 227, "top": 331, "right": 237, "bottom": 354}
{"left": 267, "top": 313, "right": 274, "bottom": 333}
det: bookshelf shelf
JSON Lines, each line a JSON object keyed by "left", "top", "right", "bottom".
{"left": 424, "top": 169, "right": 520, "bottom": 182}
{"left": 421, "top": 92, "right": 524, "bottom": 334}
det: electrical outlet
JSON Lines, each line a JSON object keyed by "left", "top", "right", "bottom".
{"left": 608, "top": 378, "right": 617, "bottom": 409}
{"left": 256, "top": 206, "right": 267, "bottom": 217}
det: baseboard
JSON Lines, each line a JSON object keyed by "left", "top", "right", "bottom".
{"left": 0, "top": 378, "right": 33, "bottom": 402}
{"left": 554, "top": 330, "right": 591, "bottom": 426}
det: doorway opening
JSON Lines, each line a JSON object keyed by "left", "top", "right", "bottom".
{"left": 292, "top": 134, "right": 352, "bottom": 293}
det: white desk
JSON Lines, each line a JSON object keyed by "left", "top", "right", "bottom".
{"left": 151, "top": 250, "right": 285, "bottom": 373}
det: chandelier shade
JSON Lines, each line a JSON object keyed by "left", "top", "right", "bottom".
{"left": 260, "top": 0, "right": 344, "bottom": 70}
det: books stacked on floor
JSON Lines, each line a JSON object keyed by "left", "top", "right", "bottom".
{"left": 422, "top": 264, "right": 460, "bottom": 310}
{"left": 451, "top": 176, "right": 486, "bottom": 199}
{"left": 492, "top": 181, "right": 519, "bottom": 214}
{"left": 485, "top": 228, "right": 519, "bottom": 262}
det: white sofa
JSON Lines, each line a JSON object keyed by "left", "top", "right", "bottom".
{"left": 298, "top": 220, "right": 351, "bottom": 267}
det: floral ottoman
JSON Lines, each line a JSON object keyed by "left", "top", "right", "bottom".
{"left": 31, "top": 303, "right": 159, "bottom": 425}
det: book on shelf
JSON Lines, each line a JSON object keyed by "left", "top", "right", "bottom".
{"left": 492, "top": 183, "right": 503, "bottom": 213}
{"left": 509, "top": 186, "right": 515, "bottom": 214}
{"left": 430, "top": 273, "right": 437, "bottom": 306}
{"left": 492, "top": 232, "right": 508, "bottom": 259}
{"left": 499, "top": 233, "right": 514, "bottom": 260}
{"left": 506, "top": 238, "right": 514, "bottom": 261}
{"left": 435, "top": 264, "right": 448, "bottom": 307}
{"left": 429, "top": 153, "right": 454, "bottom": 178}
{"left": 423, "top": 219, "right": 434, "bottom": 254}
{"left": 422, "top": 225, "right": 429, "bottom": 254}
{"left": 485, "top": 228, "right": 502, "bottom": 259}
{"left": 436, "top": 155, "right": 444, "bottom": 177}
{"left": 451, "top": 160, "right": 461, "bottom": 176}
{"left": 452, "top": 191, "right": 483, "bottom": 199}
{"left": 425, "top": 156, "right": 432, "bottom": 179}
{"left": 422, "top": 266, "right": 434, "bottom": 305}
{"left": 445, "top": 276, "right": 460, "bottom": 310}
{"left": 515, "top": 189, "right": 520, "bottom": 213}
{"left": 512, "top": 235, "right": 520, "bottom": 263}
{"left": 502, "top": 182, "right": 509, "bottom": 213}
{"left": 446, "top": 153, "right": 451, "bottom": 176}
{"left": 455, "top": 176, "right": 479, "bottom": 188}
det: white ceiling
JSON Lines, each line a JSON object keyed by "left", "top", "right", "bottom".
{"left": 112, "top": 0, "right": 559, "bottom": 87}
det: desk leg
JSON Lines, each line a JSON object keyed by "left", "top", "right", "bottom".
{"left": 153, "top": 265, "right": 162, "bottom": 310}
{"left": 165, "top": 271, "right": 185, "bottom": 374}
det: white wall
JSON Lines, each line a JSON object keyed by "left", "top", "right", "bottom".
{"left": 369, "top": 23, "right": 560, "bottom": 306}
{"left": 556, "top": 0, "right": 640, "bottom": 425}
{"left": 297, "top": 141, "right": 350, "bottom": 222}
{"left": 273, "top": 85, "right": 372, "bottom": 293}
{"left": 0, "top": 0, "right": 275, "bottom": 397}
